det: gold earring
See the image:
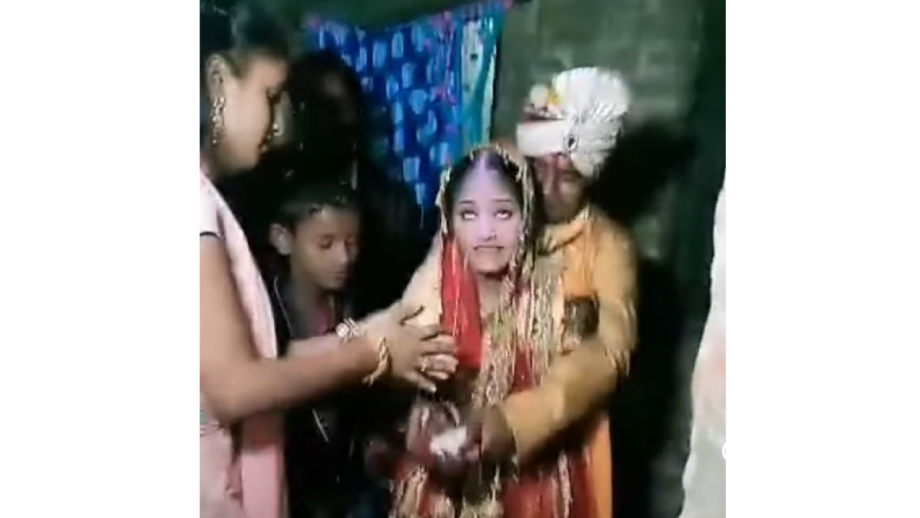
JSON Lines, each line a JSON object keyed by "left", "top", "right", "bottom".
{"left": 210, "top": 96, "right": 226, "bottom": 147}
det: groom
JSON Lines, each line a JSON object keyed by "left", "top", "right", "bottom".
{"left": 472, "top": 67, "right": 639, "bottom": 518}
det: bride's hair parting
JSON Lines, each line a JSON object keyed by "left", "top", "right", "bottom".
{"left": 441, "top": 148, "right": 526, "bottom": 223}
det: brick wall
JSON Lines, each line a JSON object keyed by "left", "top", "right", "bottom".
{"left": 492, "top": 0, "right": 702, "bottom": 135}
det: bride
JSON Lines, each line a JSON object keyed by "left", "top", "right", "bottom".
{"left": 388, "top": 142, "right": 609, "bottom": 518}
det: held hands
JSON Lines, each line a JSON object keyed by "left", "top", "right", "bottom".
{"left": 462, "top": 406, "right": 516, "bottom": 465}
{"left": 360, "top": 301, "right": 458, "bottom": 393}
{"left": 406, "top": 402, "right": 469, "bottom": 482}
{"left": 406, "top": 402, "right": 516, "bottom": 487}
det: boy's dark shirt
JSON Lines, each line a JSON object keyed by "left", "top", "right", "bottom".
{"left": 268, "top": 274, "right": 368, "bottom": 516}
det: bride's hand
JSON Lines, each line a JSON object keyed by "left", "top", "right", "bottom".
{"left": 406, "top": 402, "right": 468, "bottom": 483}
{"left": 360, "top": 302, "right": 457, "bottom": 392}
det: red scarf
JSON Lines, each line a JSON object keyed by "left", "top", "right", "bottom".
{"left": 440, "top": 238, "right": 483, "bottom": 370}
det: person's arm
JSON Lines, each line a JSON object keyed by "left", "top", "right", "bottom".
{"left": 499, "top": 222, "right": 638, "bottom": 462}
{"left": 201, "top": 236, "right": 379, "bottom": 425}
{"left": 199, "top": 181, "right": 384, "bottom": 424}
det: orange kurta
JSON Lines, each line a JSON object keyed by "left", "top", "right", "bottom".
{"left": 500, "top": 205, "right": 638, "bottom": 518}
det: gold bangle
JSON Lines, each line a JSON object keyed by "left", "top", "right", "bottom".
{"left": 362, "top": 337, "right": 391, "bottom": 386}
{"left": 336, "top": 318, "right": 391, "bottom": 385}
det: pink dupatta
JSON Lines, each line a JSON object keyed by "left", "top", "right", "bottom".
{"left": 200, "top": 169, "right": 284, "bottom": 518}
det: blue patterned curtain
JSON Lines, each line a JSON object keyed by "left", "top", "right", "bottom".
{"left": 306, "top": 1, "right": 508, "bottom": 211}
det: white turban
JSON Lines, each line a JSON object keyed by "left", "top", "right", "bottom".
{"left": 515, "top": 67, "right": 630, "bottom": 180}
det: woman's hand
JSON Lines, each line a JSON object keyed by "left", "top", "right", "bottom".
{"left": 361, "top": 302, "right": 458, "bottom": 392}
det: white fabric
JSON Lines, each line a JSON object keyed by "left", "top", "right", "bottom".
{"left": 679, "top": 184, "right": 726, "bottom": 518}
{"left": 515, "top": 119, "right": 623, "bottom": 178}
{"left": 198, "top": 182, "right": 220, "bottom": 236}
{"left": 515, "top": 67, "right": 630, "bottom": 179}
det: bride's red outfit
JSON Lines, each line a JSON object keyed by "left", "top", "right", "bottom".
{"left": 389, "top": 144, "right": 637, "bottom": 518}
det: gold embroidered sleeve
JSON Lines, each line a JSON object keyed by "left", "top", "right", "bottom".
{"left": 590, "top": 222, "right": 639, "bottom": 375}
{"left": 500, "top": 224, "right": 638, "bottom": 462}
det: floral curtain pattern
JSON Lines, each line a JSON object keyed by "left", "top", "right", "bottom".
{"left": 305, "top": 1, "right": 509, "bottom": 210}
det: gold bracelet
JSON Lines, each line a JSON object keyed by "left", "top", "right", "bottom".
{"left": 335, "top": 319, "right": 391, "bottom": 385}
{"left": 362, "top": 337, "right": 392, "bottom": 386}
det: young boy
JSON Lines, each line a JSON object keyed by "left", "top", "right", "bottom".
{"left": 268, "top": 179, "right": 361, "bottom": 346}
{"left": 266, "top": 179, "right": 370, "bottom": 518}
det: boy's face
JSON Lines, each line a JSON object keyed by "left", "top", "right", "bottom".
{"left": 271, "top": 207, "right": 361, "bottom": 291}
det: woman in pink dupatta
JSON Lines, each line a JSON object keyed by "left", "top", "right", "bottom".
{"left": 199, "top": 5, "right": 456, "bottom": 517}
{"left": 201, "top": 169, "right": 282, "bottom": 518}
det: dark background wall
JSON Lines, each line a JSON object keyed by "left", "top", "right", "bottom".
{"left": 253, "top": 0, "right": 725, "bottom": 516}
